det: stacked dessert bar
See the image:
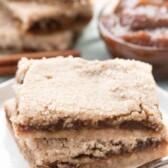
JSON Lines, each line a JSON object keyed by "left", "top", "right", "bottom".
{"left": 5, "top": 57, "right": 168, "bottom": 168}
{"left": 0, "top": 0, "right": 93, "bottom": 52}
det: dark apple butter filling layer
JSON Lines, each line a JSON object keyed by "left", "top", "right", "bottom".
{"left": 18, "top": 119, "right": 160, "bottom": 132}
{"left": 27, "top": 14, "right": 92, "bottom": 33}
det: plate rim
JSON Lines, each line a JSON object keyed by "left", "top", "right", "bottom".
{"left": 0, "top": 78, "right": 14, "bottom": 90}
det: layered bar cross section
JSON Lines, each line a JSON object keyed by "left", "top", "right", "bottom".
{"left": 5, "top": 57, "right": 168, "bottom": 168}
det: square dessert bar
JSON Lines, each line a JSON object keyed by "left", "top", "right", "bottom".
{"left": 11, "top": 57, "right": 164, "bottom": 138}
{"left": 5, "top": 57, "right": 168, "bottom": 168}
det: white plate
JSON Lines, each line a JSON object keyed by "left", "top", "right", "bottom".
{"left": 0, "top": 79, "right": 168, "bottom": 168}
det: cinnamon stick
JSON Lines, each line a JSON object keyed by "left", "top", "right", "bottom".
{"left": 0, "top": 50, "right": 80, "bottom": 66}
{"left": 0, "top": 50, "right": 80, "bottom": 76}
{"left": 0, "top": 65, "right": 17, "bottom": 76}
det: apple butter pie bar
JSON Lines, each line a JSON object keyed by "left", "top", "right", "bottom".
{"left": 5, "top": 57, "right": 168, "bottom": 168}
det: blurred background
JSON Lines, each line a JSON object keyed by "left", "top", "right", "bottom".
{"left": 0, "top": 0, "right": 168, "bottom": 91}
